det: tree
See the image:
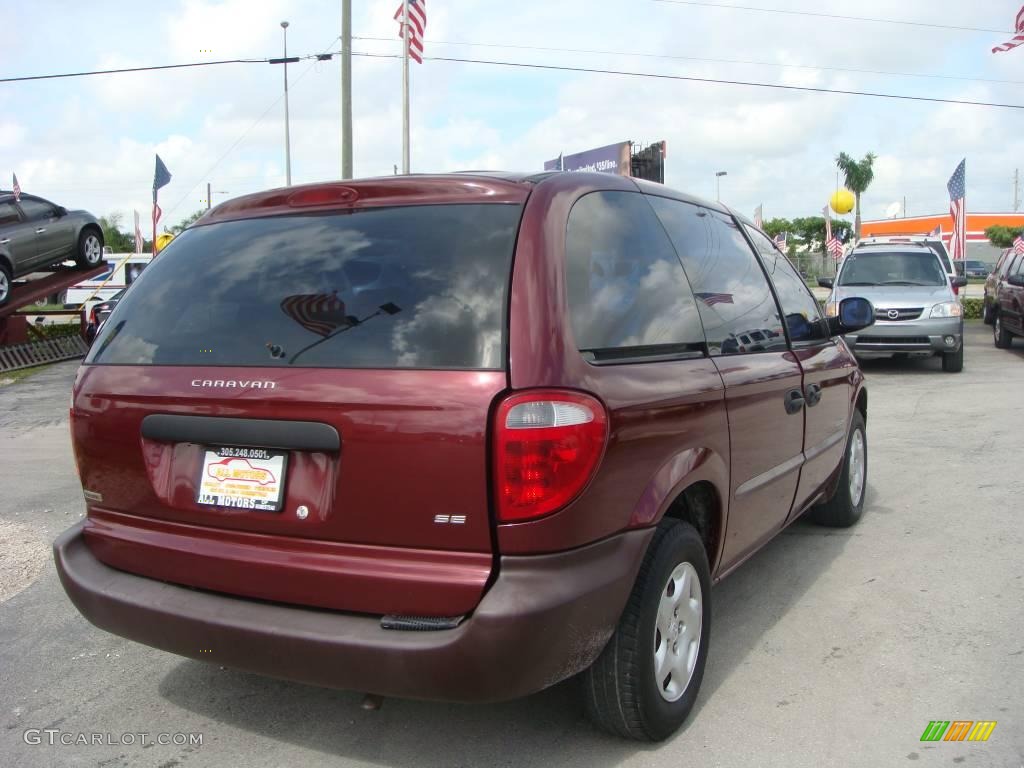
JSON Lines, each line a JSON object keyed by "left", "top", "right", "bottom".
{"left": 984, "top": 225, "right": 1024, "bottom": 248}
{"left": 762, "top": 217, "right": 792, "bottom": 240}
{"left": 835, "top": 151, "right": 877, "bottom": 238}
{"left": 168, "top": 209, "right": 205, "bottom": 235}
{"left": 98, "top": 213, "right": 136, "bottom": 253}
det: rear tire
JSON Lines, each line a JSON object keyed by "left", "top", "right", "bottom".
{"left": 942, "top": 344, "right": 963, "bottom": 373}
{"left": 583, "top": 519, "right": 711, "bottom": 741}
{"left": 982, "top": 300, "right": 995, "bottom": 325}
{"left": 811, "top": 410, "right": 867, "bottom": 528}
{"left": 0, "top": 262, "right": 11, "bottom": 307}
{"left": 76, "top": 229, "right": 103, "bottom": 269}
{"left": 994, "top": 313, "right": 1012, "bottom": 349}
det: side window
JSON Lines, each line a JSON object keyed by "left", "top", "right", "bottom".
{"left": 17, "top": 198, "right": 56, "bottom": 221}
{"left": 649, "top": 197, "right": 785, "bottom": 355}
{"left": 564, "top": 191, "right": 705, "bottom": 361}
{"left": 1014, "top": 255, "right": 1024, "bottom": 277}
{"left": 0, "top": 202, "right": 20, "bottom": 225}
{"left": 744, "top": 225, "right": 829, "bottom": 344}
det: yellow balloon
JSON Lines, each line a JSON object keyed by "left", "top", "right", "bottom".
{"left": 830, "top": 188, "right": 855, "bottom": 215}
{"left": 155, "top": 232, "right": 176, "bottom": 252}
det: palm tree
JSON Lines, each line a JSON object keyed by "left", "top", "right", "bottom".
{"left": 835, "top": 151, "right": 877, "bottom": 238}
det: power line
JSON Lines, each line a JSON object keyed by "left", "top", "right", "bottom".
{"left": 161, "top": 36, "right": 342, "bottom": 221}
{"left": 0, "top": 52, "right": 338, "bottom": 85}
{"left": 0, "top": 58, "right": 267, "bottom": 84}
{"left": 353, "top": 35, "right": 1024, "bottom": 87}
{"left": 350, "top": 52, "right": 1024, "bottom": 110}
{"left": 648, "top": 0, "right": 1013, "bottom": 35}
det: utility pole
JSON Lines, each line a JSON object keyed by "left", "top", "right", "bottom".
{"left": 903, "top": 195, "right": 906, "bottom": 218}
{"left": 1014, "top": 168, "right": 1020, "bottom": 212}
{"left": 341, "top": 0, "right": 353, "bottom": 179}
{"left": 401, "top": 0, "right": 410, "bottom": 174}
{"left": 207, "top": 182, "right": 212, "bottom": 210}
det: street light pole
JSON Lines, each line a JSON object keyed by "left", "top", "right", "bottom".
{"left": 341, "top": 0, "right": 353, "bottom": 179}
{"left": 715, "top": 170, "right": 728, "bottom": 202}
{"left": 282, "top": 21, "right": 292, "bottom": 186}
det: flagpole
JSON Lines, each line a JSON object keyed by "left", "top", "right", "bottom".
{"left": 401, "top": 0, "right": 410, "bottom": 174}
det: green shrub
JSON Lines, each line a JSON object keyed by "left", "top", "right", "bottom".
{"left": 27, "top": 322, "right": 81, "bottom": 341}
{"left": 961, "top": 298, "right": 982, "bottom": 320}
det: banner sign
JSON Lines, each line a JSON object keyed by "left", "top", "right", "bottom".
{"left": 544, "top": 142, "right": 631, "bottom": 175}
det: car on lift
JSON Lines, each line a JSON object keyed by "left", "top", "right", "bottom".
{"left": 0, "top": 191, "right": 104, "bottom": 306}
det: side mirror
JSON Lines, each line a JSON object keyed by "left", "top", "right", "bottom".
{"left": 828, "top": 297, "right": 874, "bottom": 336}
{"left": 817, "top": 277, "right": 834, "bottom": 288}
{"left": 952, "top": 275, "right": 968, "bottom": 288}
{"left": 55, "top": 206, "right": 68, "bottom": 217}
{"left": 1008, "top": 274, "right": 1024, "bottom": 287}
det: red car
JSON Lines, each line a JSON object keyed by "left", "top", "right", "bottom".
{"left": 55, "top": 173, "right": 873, "bottom": 741}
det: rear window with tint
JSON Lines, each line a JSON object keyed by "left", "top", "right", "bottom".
{"left": 87, "top": 204, "right": 522, "bottom": 369}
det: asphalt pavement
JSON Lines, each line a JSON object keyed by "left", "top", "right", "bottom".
{"left": 1, "top": 322, "right": 1022, "bottom": 768}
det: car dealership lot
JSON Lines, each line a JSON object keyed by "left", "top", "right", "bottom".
{"left": 1, "top": 322, "right": 1021, "bottom": 768}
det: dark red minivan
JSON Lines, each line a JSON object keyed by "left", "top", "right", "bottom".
{"left": 55, "top": 172, "right": 873, "bottom": 741}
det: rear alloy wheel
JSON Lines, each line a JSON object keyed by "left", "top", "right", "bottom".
{"left": 994, "top": 313, "right": 1012, "bottom": 349}
{"left": 0, "top": 262, "right": 10, "bottom": 307}
{"left": 812, "top": 410, "right": 867, "bottom": 528}
{"left": 583, "top": 519, "right": 711, "bottom": 741}
{"left": 76, "top": 230, "right": 103, "bottom": 269}
{"left": 942, "top": 344, "right": 964, "bottom": 373}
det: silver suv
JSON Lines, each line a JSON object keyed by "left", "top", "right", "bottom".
{"left": 819, "top": 243, "right": 967, "bottom": 372}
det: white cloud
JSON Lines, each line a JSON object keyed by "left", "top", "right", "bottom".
{"left": 2, "top": 0, "right": 1022, "bottom": 231}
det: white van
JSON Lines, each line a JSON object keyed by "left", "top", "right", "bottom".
{"left": 64, "top": 253, "right": 152, "bottom": 307}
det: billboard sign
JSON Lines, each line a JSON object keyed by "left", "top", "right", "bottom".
{"left": 544, "top": 142, "right": 631, "bottom": 175}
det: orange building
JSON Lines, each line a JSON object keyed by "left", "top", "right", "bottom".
{"left": 861, "top": 212, "right": 1023, "bottom": 262}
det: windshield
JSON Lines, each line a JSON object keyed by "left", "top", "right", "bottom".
{"left": 839, "top": 251, "right": 947, "bottom": 287}
{"left": 87, "top": 204, "right": 522, "bottom": 369}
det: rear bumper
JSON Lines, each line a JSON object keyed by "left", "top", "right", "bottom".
{"left": 54, "top": 522, "right": 652, "bottom": 703}
{"left": 846, "top": 317, "right": 963, "bottom": 354}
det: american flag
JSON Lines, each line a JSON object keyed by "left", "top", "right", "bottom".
{"left": 695, "top": 291, "right": 734, "bottom": 307}
{"left": 824, "top": 205, "right": 843, "bottom": 260}
{"left": 753, "top": 204, "right": 763, "bottom": 229}
{"left": 773, "top": 232, "right": 787, "bottom": 249}
{"left": 134, "top": 210, "right": 143, "bottom": 254}
{"left": 11, "top": 173, "right": 20, "bottom": 202}
{"left": 280, "top": 292, "right": 356, "bottom": 337}
{"left": 394, "top": 0, "right": 427, "bottom": 64}
{"left": 992, "top": 5, "right": 1024, "bottom": 53}
{"left": 1014, "top": 235, "right": 1024, "bottom": 255}
{"left": 947, "top": 159, "right": 967, "bottom": 261}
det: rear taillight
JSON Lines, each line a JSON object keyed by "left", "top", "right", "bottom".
{"left": 493, "top": 390, "right": 608, "bottom": 522}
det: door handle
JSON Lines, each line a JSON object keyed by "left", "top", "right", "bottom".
{"left": 784, "top": 389, "right": 805, "bottom": 415}
{"left": 0, "top": 238, "right": 9, "bottom": 244}
{"left": 35, "top": 227, "right": 46, "bottom": 234}
{"left": 805, "top": 383, "right": 822, "bottom": 407}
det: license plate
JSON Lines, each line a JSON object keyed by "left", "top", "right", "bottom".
{"left": 196, "top": 446, "right": 287, "bottom": 512}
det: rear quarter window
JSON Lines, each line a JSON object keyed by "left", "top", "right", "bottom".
{"left": 564, "top": 191, "right": 705, "bottom": 362}
{"left": 87, "top": 204, "right": 522, "bottom": 370}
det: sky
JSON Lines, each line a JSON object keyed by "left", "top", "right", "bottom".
{"left": 2, "top": 0, "right": 1024, "bottom": 233}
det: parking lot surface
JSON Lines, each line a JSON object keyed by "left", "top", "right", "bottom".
{"left": 1, "top": 322, "right": 1021, "bottom": 768}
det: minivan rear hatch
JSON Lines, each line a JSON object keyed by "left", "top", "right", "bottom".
{"left": 73, "top": 197, "right": 523, "bottom": 617}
